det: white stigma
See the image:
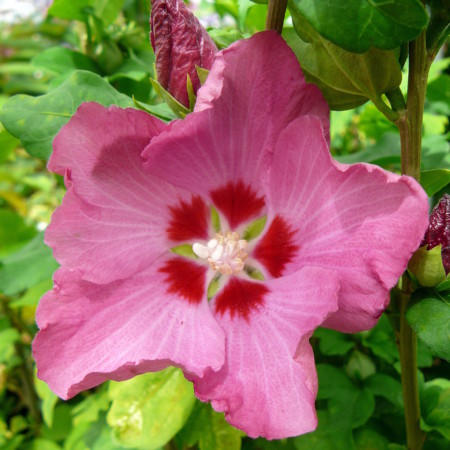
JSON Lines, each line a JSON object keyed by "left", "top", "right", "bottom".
{"left": 193, "top": 231, "right": 248, "bottom": 275}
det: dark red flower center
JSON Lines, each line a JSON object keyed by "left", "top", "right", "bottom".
{"left": 159, "top": 257, "right": 207, "bottom": 304}
{"left": 167, "top": 195, "right": 209, "bottom": 242}
{"left": 162, "top": 181, "right": 299, "bottom": 319}
{"left": 254, "top": 216, "right": 299, "bottom": 278}
{"left": 210, "top": 180, "right": 265, "bottom": 229}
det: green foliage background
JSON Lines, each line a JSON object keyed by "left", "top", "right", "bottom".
{"left": 0, "top": 0, "right": 448, "bottom": 449}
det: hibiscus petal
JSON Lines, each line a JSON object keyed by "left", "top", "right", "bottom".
{"left": 33, "top": 262, "right": 225, "bottom": 399}
{"left": 194, "top": 31, "right": 329, "bottom": 124}
{"left": 46, "top": 102, "right": 202, "bottom": 283}
{"left": 266, "top": 116, "right": 429, "bottom": 332}
{"left": 143, "top": 31, "right": 329, "bottom": 200}
{"left": 190, "top": 267, "right": 339, "bottom": 439}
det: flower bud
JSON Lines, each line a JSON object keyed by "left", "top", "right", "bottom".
{"left": 150, "top": 0, "right": 217, "bottom": 108}
{"left": 422, "top": 194, "right": 450, "bottom": 274}
{"left": 408, "top": 195, "right": 450, "bottom": 287}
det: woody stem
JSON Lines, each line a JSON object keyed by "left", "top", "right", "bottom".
{"left": 394, "top": 29, "right": 430, "bottom": 450}
{"left": 266, "top": 0, "right": 288, "bottom": 34}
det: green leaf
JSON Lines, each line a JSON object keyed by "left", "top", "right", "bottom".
{"left": 0, "top": 233, "right": 58, "bottom": 295}
{"left": 428, "top": 58, "right": 450, "bottom": 85}
{"left": 420, "top": 169, "right": 450, "bottom": 196}
{"left": 364, "top": 374, "right": 403, "bottom": 410}
{"left": 93, "top": 0, "right": 125, "bottom": 25}
{"left": 362, "top": 315, "right": 399, "bottom": 364}
{"left": 9, "top": 278, "right": 53, "bottom": 309}
{"left": 417, "top": 339, "right": 434, "bottom": 368}
{"left": 423, "top": 112, "right": 448, "bottom": 137}
{"left": 94, "top": 39, "right": 124, "bottom": 74}
{"left": 427, "top": 0, "right": 450, "bottom": 53}
{"left": 48, "top": 0, "right": 124, "bottom": 24}
{"left": 35, "top": 376, "right": 58, "bottom": 428}
{"left": 406, "top": 289, "right": 450, "bottom": 361}
{"left": 345, "top": 351, "right": 376, "bottom": 381}
{"left": 48, "top": 0, "right": 92, "bottom": 21}
{"left": 0, "top": 129, "right": 20, "bottom": 164}
{"left": 10, "top": 416, "right": 28, "bottom": 435}
{"left": 0, "top": 209, "right": 36, "bottom": 257}
{"left": 60, "top": 421, "right": 92, "bottom": 450}
{"left": 199, "top": 406, "right": 245, "bottom": 450}
{"left": 196, "top": 66, "right": 210, "bottom": 86}
{"left": 0, "top": 63, "right": 49, "bottom": 78}
{"left": 358, "top": 104, "right": 398, "bottom": 140}
{"left": 81, "top": 413, "right": 127, "bottom": 450}
{"left": 314, "top": 328, "right": 355, "bottom": 356}
{"left": 208, "top": 29, "right": 245, "bottom": 49}
{"left": 107, "top": 368, "right": 195, "bottom": 449}
{"left": 336, "top": 133, "right": 400, "bottom": 168}
{"left": 436, "top": 274, "right": 450, "bottom": 293}
{"left": 422, "top": 133, "right": 450, "bottom": 170}
{"left": 107, "top": 51, "right": 150, "bottom": 82}
{"left": 176, "top": 401, "right": 244, "bottom": 450}
{"left": 32, "top": 47, "right": 99, "bottom": 75}
{"left": 289, "top": 0, "right": 428, "bottom": 53}
{"left": 238, "top": 0, "right": 253, "bottom": 29}
{"left": 317, "top": 366, "right": 375, "bottom": 427}
{"left": 243, "top": 439, "right": 296, "bottom": 450}
{"left": 0, "top": 434, "right": 25, "bottom": 450}
{"left": 388, "top": 444, "right": 407, "bottom": 450}
{"left": 353, "top": 428, "right": 389, "bottom": 450}
{"left": 0, "top": 328, "right": 20, "bottom": 364}
{"left": 0, "top": 71, "right": 134, "bottom": 160}
{"left": 420, "top": 378, "right": 450, "bottom": 439}
{"left": 423, "top": 437, "right": 450, "bottom": 450}
{"left": 132, "top": 96, "right": 177, "bottom": 122}
{"left": 187, "top": 75, "right": 197, "bottom": 110}
{"left": 427, "top": 74, "right": 450, "bottom": 116}
{"left": 283, "top": 23, "right": 402, "bottom": 112}
{"left": 25, "top": 438, "right": 62, "bottom": 450}
{"left": 408, "top": 245, "right": 446, "bottom": 287}
{"left": 72, "top": 386, "right": 110, "bottom": 426}
{"left": 40, "top": 404, "right": 73, "bottom": 441}
{"left": 294, "top": 365, "right": 375, "bottom": 450}
{"left": 150, "top": 78, "right": 191, "bottom": 118}
{"left": 245, "top": 4, "right": 268, "bottom": 33}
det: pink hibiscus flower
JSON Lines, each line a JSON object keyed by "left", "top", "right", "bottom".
{"left": 33, "top": 32, "right": 429, "bottom": 439}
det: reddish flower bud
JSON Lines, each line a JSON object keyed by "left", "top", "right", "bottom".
{"left": 422, "top": 194, "right": 450, "bottom": 274}
{"left": 150, "top": 0, "right": 217, "bottom": 108}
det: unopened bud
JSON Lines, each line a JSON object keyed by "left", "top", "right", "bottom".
{"left": 422, "top": 194, "right": 450, "bottom": 274}
{"left": 150, "top": 0, "right": 217, "bottom": 108}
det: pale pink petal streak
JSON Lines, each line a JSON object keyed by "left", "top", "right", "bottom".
{"left": 191, "top": 268, "right": 339, "bottom": 439}
{"left": 33, "top": 263, "right": 225, "bottom": 399}
{"left": 267, "top": 116, "right": 429, "bottom": 332}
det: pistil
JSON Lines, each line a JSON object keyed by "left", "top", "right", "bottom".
{"left": 193, "top": 231, "right": 248, "bottom": 275}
